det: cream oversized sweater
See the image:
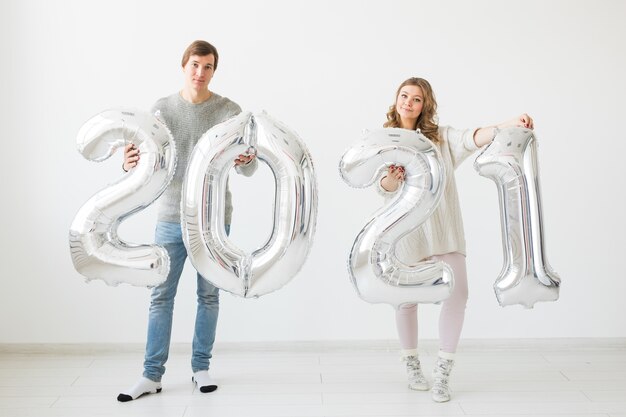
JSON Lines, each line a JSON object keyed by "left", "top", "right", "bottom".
{"left": 378, "top": 126, "right": 479, "bottom": 263}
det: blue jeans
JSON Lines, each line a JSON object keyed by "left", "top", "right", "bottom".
{"left": 143, "top": 221, "right": 229, "bottom": 382}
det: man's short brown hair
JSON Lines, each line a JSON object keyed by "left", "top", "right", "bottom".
{"left": 181, "top": 40, "right": 219, "bottom": 69}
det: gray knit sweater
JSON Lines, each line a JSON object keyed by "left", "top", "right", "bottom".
{"left": 152, "top": 92, "right": 257, "bottom": 224}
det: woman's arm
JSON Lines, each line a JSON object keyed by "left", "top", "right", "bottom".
{"left": 473, "top": 113, "right": 534, "bottom": 147}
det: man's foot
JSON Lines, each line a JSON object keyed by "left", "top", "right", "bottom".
{"left": 117, "top": 376, "right": 162, "bottom": 402}
{"left": 192, "top": 370, "right": 218, "bottom": 393}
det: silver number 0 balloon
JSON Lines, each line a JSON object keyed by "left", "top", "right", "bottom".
{"left": 339, "top": 128, "right": 454, "bottom": 308}
{"left": 474, "top": 127, "right": 560, "bottom": 308}
{"left": 181, "top": 111, "right": 318, "bottom": 298}
{"left": 69, "top": 109, "right": 177, "bottom": 287}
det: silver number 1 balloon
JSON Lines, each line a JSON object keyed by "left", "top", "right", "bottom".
{"left": 69, "top": 109, "right": 177, "bottom": 287}
{"left": 181, "top": 111, "right": 318, "bottom": 298}
{"left": 474, "top": 127, "right": 560, "bottom": 308}
{"left": 339, "top": 128, "right": 454, "bottom": 308}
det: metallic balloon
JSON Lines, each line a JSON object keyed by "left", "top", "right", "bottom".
{"left": 339, "top": 128, "right": 454, "bottom": 308}
{"left": 69, "top": 109, "right": 177, "bottom": 287}
{"left": 474, "top": 127, "right": 560, "bottom": 308}
{"left": 181, "top": 111, "right": 318, "bottom": 298}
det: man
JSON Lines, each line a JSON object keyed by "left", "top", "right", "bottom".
{"left": 118, "top": 40, "right": 256, "bottom": 402}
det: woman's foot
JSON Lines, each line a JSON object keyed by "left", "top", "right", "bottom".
{"left": 117, "top": 376, "right": 162, "bottom": 402}
{"left": 431, "top": 352, "right": 455, "bottom": 402}
{"left": 404, "top": 355, "right": 429, "bottom": 391}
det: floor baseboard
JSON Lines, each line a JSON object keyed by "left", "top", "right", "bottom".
{"left": 1, "top": 337, "right": 624, "bottom": 355}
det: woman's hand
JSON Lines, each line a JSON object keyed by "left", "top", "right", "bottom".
{"left": 380, "top": 164, "right": 405, "bottom": 192}
{"left": 498, "top": 113, "right": 534, "bottom": 130}
{"left": 123, "top": 143, "right": 140, "bottom": 172}
{"left": 474, "top": 113, "right": 534, "bottom": 147}
{"left": 234, "top": 153, "right": 256, "bottom": 166}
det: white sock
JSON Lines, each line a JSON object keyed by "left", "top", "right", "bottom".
{"left": 193, "top": 370, "right": 218, "bottom": 393}
{"left": 401, "top": 348, "right": 419, "bottom": 358}
{"left": 117, "top": 376, "right": 161, "bottom": 402}
{"left": 438, "top": 350, "right": 456, "bottom": 361}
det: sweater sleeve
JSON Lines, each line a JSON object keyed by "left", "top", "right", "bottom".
{"left": 441, "top": 126, "right": 481, "bottom": 169}
{"left": 150, "top": 97, "right": 167, "bottom": 124}
{"left": 227, "top": 101, "right": 242, "bottom": 119}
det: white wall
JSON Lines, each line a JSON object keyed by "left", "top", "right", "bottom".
{"left": 1, "top": 0, "right": 624, "bottom": 343}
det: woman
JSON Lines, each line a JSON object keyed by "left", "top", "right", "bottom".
{"left": 117, "top": 40, "right": 257, "bottom": 402}
{"left": 379, "top": 77, "right": 532, "bottom": 402}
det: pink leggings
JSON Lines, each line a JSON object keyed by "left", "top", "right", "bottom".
{"left": 395, "top": 252, "right": 468, "bottom": 353}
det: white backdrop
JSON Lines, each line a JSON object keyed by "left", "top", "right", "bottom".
{"left": 1, "top": 0, "right": 624, "bottom": 344}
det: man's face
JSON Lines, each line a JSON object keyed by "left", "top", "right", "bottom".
{"left": 183, "top": 54, "right": 215, "bottom": 92}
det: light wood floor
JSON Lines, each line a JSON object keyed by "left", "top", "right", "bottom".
{"left": 1, "top": 339, "right": 625, "bottom": 417}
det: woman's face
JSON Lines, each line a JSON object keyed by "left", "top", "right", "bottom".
{"left": 183, "top": 54, "right": 215, "bottom": 92}
{"left": 395, "top": 85, "right": 424, "bottom": 127}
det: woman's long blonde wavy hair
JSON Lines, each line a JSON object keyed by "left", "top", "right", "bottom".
{"left": 384, "top": 77, "right": 440, "bottom": 143}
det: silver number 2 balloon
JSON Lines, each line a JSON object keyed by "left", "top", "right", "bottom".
{"left": 181, "top": 111, "right": 318, "bottom": 298}
{"left": 69, "top": 109, "right": 177, "bottom": 287}
{"left": 474, "top": 127, "right": 560, "bottom": 308}
{"left": 339, "top": 128, "right": 454, "bottom": 308}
